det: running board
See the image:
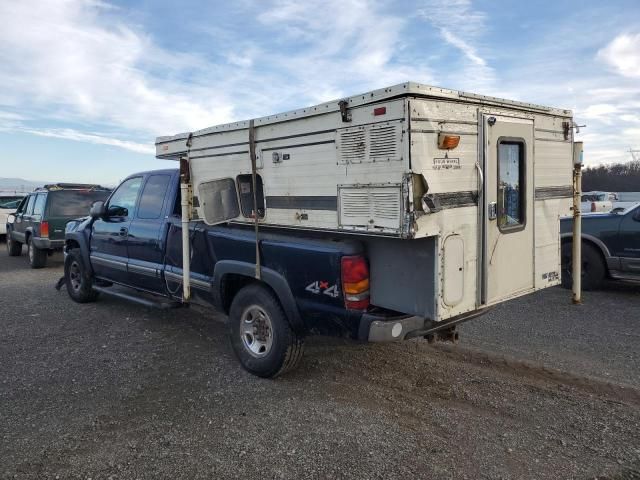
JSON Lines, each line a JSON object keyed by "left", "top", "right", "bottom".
{"left": 92, "top": 285, "right": 183, "bottom": 310}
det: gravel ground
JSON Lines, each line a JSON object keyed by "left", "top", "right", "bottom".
{"left": 1, "top": 241, "right": 639, "bottom": 479}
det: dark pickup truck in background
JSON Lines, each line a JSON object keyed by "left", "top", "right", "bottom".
{"left": 560, "top": 203, "right": 640, "bottom": 290}
{"left": 63, "top": 169, "right": 442, "bottom": 377}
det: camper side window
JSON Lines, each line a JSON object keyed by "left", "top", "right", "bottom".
{"left": 198, "top": 178, "right": 240, "bottom": 225}
{"left": 497, "top": 139, "right": 525, "bottom": 231}
{"left": 236, "top": 174, "right": 265, "bottom": 219}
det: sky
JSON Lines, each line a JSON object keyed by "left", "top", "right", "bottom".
{"left": 0, "top": 0, "right": 639, "bottom": 185}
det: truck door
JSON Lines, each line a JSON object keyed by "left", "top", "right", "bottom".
{"left": 91, "top": 177, "right": 142, "bottom": 283}
{"left": 482, "top": 115, "right": 535, "bottom": 305}
{"left": 126, "top": 173, "right": 172, "bottom": 291}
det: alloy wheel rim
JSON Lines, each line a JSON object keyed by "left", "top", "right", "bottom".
{"left": 240, "top": 305, "right": 274, "bottom": 358}
{"left": 69, "top": 261, "right": 82, "bottom": 292}
{"left": 28, "top": 242, "right": 33, "bottom": 262}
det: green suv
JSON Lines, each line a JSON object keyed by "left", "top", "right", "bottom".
{"left": 6, "top": 184, "right": 111, "bottom": 268}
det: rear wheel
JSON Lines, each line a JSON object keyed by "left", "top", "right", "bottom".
{"left": 229, "top": 284, "right": 304, "bottom": 378}
{"left": 6, "top": 234, "right": 22, "bottom": 256}
{"left": 27, "top": 239, "right": 47, "bottom": 268}
{"left": 65, "top": 248, "right": 99, "bottom": 303}
{"left": 561, "top": 241, "right": 606, "bottom": 291}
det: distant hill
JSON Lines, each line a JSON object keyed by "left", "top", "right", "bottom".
{"left": 0, "top": 177, "right": 48, "bottom": 194}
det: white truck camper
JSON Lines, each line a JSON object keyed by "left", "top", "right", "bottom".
{"left": 156, "top": 82, "right": 575, "bottom": 324}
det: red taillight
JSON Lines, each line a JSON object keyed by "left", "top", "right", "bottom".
{"left": 341, "top": 255, "right": 370, "bottom": 310}
{"left": 591, "top": 202, "right": 596, "bottom": 212}
{"left": 40, "top": 221, "right": 49, "bottom": 238}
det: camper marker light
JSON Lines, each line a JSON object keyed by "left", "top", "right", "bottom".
{"left": 373, "top": 106, "right": 386, "bottom": 116}
{"left": 438, "top": 133, "right": 460, "bottom": 150}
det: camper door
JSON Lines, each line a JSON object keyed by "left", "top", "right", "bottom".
{"left": 482, "top": 115, "right": 534, "bottom": 305}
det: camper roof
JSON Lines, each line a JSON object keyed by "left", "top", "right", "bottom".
{"left": 156, "top": 81, "right": 573, "bottom": 146}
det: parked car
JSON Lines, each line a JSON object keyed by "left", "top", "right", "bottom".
{"left": 0, "top": 196, "right": 25, "bottom": 236}
{"left": 6, "top": 184, "right": 111, "bottom": 268}
{"left": 580, "top": 191, "right": 618, "bottom": 213}
{"left": 560, "top": 203, "right": 640, "bottom": 289}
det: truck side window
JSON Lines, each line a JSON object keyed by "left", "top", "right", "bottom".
{"left": 497, "top": 139, "right": 526, "bottom": 231}
{"left": 236, "top": 174, "right": 265, "bottom": 218}
{"left": 108, "top": 177, "right": 142, "bottom": 217}
{"left": 138, "top": 174, "right": 170, "bottom": 219}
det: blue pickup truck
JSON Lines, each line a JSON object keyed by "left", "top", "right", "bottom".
{"left": 62, "top": 168, "right": 453, "bottom": 377}
{"left": 560, "top": 203, "right": 640, "bottom": 290}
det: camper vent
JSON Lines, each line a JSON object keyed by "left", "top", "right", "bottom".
{"left": 337, "top": 121, "right": 402, "bottom": 164}
{"left": 339, "top": 184, "right": 402, "bottom": 231}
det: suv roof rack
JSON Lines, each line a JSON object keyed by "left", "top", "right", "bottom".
{"left": 39, "top": 183, "right": 111, "bottom": 191}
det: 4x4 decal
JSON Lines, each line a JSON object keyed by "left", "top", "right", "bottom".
{"left": 305, "top": 281, "right": 340, "bottom": 298}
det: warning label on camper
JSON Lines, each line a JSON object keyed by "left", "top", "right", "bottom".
{"left": 433, "top": 157, "right": 461, "bottom": 170}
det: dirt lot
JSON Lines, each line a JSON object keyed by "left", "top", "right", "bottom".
{"left": 1, "top": 242, "right": 639, "bottom": 479}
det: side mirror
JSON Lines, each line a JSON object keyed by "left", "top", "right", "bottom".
{"left": 89, "top": 201, "right": 106, "bottom": 218}
{"left": 106, "top": 204, "right": 128, "bottom": 217}
{"left": 6, "top": 214, "right": 16, "bottom": 224}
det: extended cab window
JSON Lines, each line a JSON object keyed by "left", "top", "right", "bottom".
{"left": 108, "top": 177, "right": 142, "bottom": 217}
{"left": 138, "top": 175, "right": 170, "bottom": 219}
{"left": 237, "top": 174, "right": 265, "bottom": 218}
{"left": 497, "top": 139, "right": 526, "bottom": 231}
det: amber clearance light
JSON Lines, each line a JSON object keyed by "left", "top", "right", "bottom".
{"left": 438, "top": 133, "right": 461, "bottom": 150}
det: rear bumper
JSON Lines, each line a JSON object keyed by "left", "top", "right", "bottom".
{"left": 31, "top": 237, "right": 64, "bottom": 250}
{"left": 357, "top": 308, "right": 492, "bottom": 343}
{"left": 358, "top": 313, "right": 426, "bottom": 342}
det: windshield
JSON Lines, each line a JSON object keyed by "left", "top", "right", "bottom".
{"left": 0, "top": 196, "right": 25, "bottom": 208}
{"left": 48, "top": 190, "right": 111, "bottom": 217}
{"left": 0, "top": 199, "right": 21, "bottom": 209}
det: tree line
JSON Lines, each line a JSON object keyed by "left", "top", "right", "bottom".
{"left": 582, "top": 160, "right": 640, "bottom": 192}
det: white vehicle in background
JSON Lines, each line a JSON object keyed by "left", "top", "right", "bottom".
{"left": 580, "top": 191, "right": 617, "bottom": 213}
{"left": 0, "top": 195, "right": 25, "bottom": 236}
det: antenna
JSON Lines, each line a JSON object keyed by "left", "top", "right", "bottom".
{"left": 630, "top": 148, "right": 640, "bottom": 162}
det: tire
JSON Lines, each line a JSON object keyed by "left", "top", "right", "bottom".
{"left": 6, "top": 234, "right": 22, "bottom": 256}
{"left": 229, "top": 284, "right": 304, "bottom": 378}
{"left": 64, "top": 248, "right": 99, "bottom": 303}
{"left": 561, "top": 241, "right": 606, "bottom": 291}
{"left": 27, "top": 238, "right": 47, "bottom": 268}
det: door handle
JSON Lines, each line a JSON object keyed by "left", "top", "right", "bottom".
{"left": 119, "top": 227, "right": 128, "bottom": 236}
{"left": 488, "top": 202, "right": 497, "bottom": 220}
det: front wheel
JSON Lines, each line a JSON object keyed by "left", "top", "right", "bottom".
{"left": 229, "top": 284, "right": 304, "bottom": 378}
{"left": 64, "top": 249, "right": 99, "bottom": 303}
{"left": 561, "top": 241, "right": 606, "bottom": 291}
{"left": 6, "top": 234, "right": 22, "bottom": 256}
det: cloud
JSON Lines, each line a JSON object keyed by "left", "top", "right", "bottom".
{"left": 0, "top": 1, "right": 234, "bottom": 143}
{"left": 20, "top": 128, "right": 155, "bottom": 155}
{"left": 597, "top": 33, "right": 640, "bottom": 78}
{"left": 418, "top": 0, "right": 494, "bottom": 90}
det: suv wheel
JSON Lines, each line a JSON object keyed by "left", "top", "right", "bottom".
{"left": 64, "top": 248, "right": 99, "bottom": 303}
{"left": 229, "top": 284, "right": 304, "bottom": 378}
{"left": 27, "top": 238, "right": 47, "bottom": 268}
{"left": 6, "top": 235, "right": 22, "bottom": 256}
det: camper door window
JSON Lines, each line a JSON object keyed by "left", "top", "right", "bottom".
{"left": 497, "top": 139, "right": 526, "bottom": 232}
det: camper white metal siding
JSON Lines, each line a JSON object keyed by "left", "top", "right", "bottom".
{"left": 156, "top": 82, "right": 574, "bottom": 323}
